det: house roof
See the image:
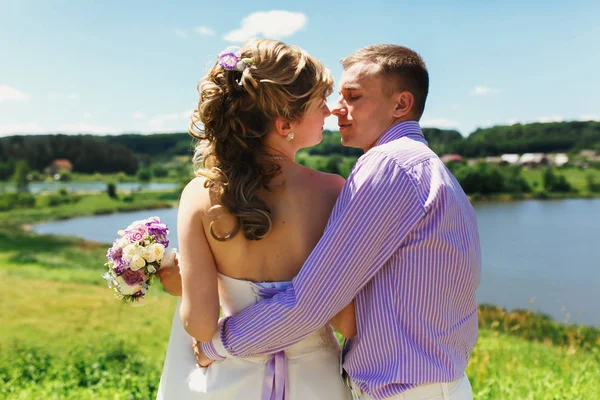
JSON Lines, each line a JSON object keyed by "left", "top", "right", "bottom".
{"left": 51, "top": 159, "right": 73, "bottom": 169}
{"left": 441, "top": 154, "right": 463, "bottom": 163}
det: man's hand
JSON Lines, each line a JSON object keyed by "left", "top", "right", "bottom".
{"left": 193, "top": 339, "right": 215, "bottom": 367}
{"left": 156, "top": 250, "right": 182, "bottom": 296}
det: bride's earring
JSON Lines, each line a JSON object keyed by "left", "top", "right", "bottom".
{"left": 287, "top": 132, "right": 294, "bottom": 141}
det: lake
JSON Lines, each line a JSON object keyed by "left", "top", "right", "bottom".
{"left": 31, "top": 199, "right": 600, "bottom": 327}
{"left": 0, "top": 181, "right": 178, "bottom": 194}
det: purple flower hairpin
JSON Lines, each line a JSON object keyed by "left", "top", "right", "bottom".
{"left": 218, "top": 46, "right": 254, "bottom": 72}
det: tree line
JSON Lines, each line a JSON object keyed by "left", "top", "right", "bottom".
{"left": 1, "top": 121, "right": 599, "bottom": 180}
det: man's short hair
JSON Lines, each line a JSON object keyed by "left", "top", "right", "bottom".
{"left": 341, "top": 45, "right": 429, "bottom": 120}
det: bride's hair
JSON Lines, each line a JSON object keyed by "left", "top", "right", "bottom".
{"left": 189, "top": 39, "right": 333, "bottom": 241}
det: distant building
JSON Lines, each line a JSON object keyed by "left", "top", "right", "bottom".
{"left": 485, "top": 156, "right": 503, "bottom": 164}
{"left": 500, "top": 154, "right": 520, "bottom": 164}
{"left": 44, "top": 159, "right": 73, "bottom": 175}
{"left": 579, "top": 150, "right": 597, "bottom": 159}
{"left": 519, "top": 153, "right": 549, "bottom": 167}
{"left": 440, "top": 154, "right": 463, "bottom": 164}
{"left": 550, "top": 153, "right": 569, "bottom": 166}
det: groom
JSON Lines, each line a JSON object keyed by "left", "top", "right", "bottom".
{"left": 175, "top": 45, "right": 481, "bottom": 400}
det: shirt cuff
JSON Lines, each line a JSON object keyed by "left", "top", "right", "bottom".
{"left": 200, "top": 340, "right": 226, "bottom": 361}
{"left": 200, "top": 317, "right": 234, "bottom": 361}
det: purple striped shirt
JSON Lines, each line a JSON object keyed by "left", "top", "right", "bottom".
{"left": 203, "top": 121, "right": 482, "bottom": 399}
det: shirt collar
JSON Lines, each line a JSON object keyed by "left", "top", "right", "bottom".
{"left": 375, "top": 120, "right": 426, "bottom": 147}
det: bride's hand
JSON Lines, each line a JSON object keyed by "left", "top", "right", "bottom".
{"left": 193, "top": 339, "right": 215, "bottom": 367}
{"left": 156, "top": 251, "right": 182, "bottom": 296}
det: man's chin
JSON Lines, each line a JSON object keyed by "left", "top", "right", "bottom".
{"left": 341, "top": 136, "right": 362, "bottom": 149}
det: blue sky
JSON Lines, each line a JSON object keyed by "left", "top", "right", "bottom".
{"left": 1, "top": 0, "right": 599, "bottom": 137}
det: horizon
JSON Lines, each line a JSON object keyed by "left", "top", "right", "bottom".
{"left": 1, "top": 1, "right": 599, "bottom": 137}
{"left": 0, "top": 117, "right": 597, "bottom": 140}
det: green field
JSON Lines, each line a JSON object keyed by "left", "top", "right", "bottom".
{"left": 521, "top": 166, "right": 600, "bottom": 193}
{"left": 1, "top": 192, "right": 599, "bottom": 399}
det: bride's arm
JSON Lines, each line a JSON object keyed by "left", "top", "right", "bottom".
{"left": 178, "top": 179, "right": 220, "bottom": 342}
{"left": 329, "top": 301, "right": 356, "bottom": 338}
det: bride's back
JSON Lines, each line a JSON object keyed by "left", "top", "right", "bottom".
{"left": 202, "top": 163, "right": 344, "bottom": 283}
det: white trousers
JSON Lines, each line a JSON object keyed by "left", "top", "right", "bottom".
{"left": 354, "top": 374, "right": 473, "bottom": 400}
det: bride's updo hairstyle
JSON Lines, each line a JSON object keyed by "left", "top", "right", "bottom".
{"left": 189, "top": 39, "right": 333, "bottom": 241}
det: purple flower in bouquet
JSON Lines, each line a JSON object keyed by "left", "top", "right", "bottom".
{"left": 120, "top": 269, "right": 147, "bottom": 285}
{"left": 145, "top": 219, "right": 169, "bottom": 247}
{"left": 107, "top": 243, "right": 123, "bottom": 263}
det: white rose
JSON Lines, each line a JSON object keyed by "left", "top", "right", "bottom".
{"left": 122, "top": 244, "right": 137, "bottom": 262}
{"left": 118, "top": 236, "right": 130, "bottom": 249}
{"left": 116, "top": 276, "right": 144, "bottom": 295}
{"left": 134, "top": 245, "right": 148, "bottom": 259}
{"left": 143, "top": 246, "right": 157, "bottom": 263}
{"left": 150, "top": 243, "right": 166, "bottom": 263}
{"left": 129, "top": 254, "right": 146, "bottom": 271}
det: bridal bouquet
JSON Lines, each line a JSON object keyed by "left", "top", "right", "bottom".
{"left": 102, "top": 217, "right": 176, "bottom": 304}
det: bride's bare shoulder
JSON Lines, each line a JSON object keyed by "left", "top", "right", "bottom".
{"left": 297, "top": 164, "right": 346, "bottom": 197}
{"left": 179, "top": 177, "right": 214, "bottom": 211}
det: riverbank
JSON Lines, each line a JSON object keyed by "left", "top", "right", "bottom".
{"left": 1, "top": 190, "right": 599, "bottom": 399}
{"left": 469, "top": 190, "right": 600, "bottom": 203}
{"left": 0, "top": 190, "right": 178, "bottom": 228}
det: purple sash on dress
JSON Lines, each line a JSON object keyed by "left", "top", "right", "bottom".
{"left": 258, "top": 287, "right": 290, "bottom": 400}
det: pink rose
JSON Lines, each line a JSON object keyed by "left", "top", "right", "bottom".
{"left": 124, "top": 224, "right": 147, "bottom": 243}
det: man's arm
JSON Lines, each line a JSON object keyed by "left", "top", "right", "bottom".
{"left": 203, "top": 152, "right": 425, "bottom": 358}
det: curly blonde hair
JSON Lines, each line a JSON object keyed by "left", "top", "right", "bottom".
{"left": 189, "top": 39, "right": 333, "bottom": 241}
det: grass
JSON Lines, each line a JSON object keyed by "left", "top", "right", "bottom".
{"left": 0, "top": 193, "right": 599, "bottom": 399}
{"left": 0, "top": 190, "right": 178, "bottom": 227}
{"left": 466, "top": 330, "right": 600, "bottom": 399}
{"left": 521, "top": 166, "right": 600, "bottom": 193}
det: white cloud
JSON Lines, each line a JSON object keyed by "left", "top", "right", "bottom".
{"left": 0, "top": 122, "right": 122, "bottom": 136}
{"left": 83, "top": 112, "right": 92, "bottom": 119}
{"left": 148, "top": 110, "right": 193, "bottom": 132}
{"left": 175, "top": 29, "right": 188, "bottom": 38}
{"left": 224, "top": 11, "right": 307, "bottom": 42}
{"left": 421, "top": 118, "right": 460, "bottom": 129}
{"left": 195, "top": 26, "right": 216, "bottom": 36}
{"left": 579, "top": 115, "right": 599, "bottom": 121}
{"left": 507, "top": 119, "right": 519, "bottom": 125}
{"left": 49, "top": 92, "right": 79, "bottom": 100}
{"left": 536, "top": 116, "right": 563, "bottom": 123}
{"left": 0, "top": 123, "right": 44, "bottom": 136}
{"left": 470, "top": 86, "right": 497, "bottom": 96}
{"left": 132, "top": 112, "right": 146, "bottom": 120}
{"left": 0, "top": 85, "right": 31, "bottom": 102}
{"left": 54, "top": 123, "right": 123, "bottom": 135}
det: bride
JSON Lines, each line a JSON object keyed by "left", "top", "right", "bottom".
{"left": 156, "top": 39, "right": 354, "bottom": 399}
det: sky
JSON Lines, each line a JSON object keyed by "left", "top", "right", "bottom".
{"left": 1, "top": 0, "right": 599, "bottom": 137}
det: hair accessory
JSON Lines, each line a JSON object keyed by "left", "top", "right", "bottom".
{"left": 218, "top": 46, "right": 254, "bottom": 72}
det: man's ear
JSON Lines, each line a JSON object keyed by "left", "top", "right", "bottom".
{"left": 274, "top": 117, "right": 293, "bottom": 138}
{"left": 392, "top": 91, "right": 414, "bottom": 119}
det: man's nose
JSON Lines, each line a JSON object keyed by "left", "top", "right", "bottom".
{"left": 331, "top": 98, "right": 347, "bottom": 117}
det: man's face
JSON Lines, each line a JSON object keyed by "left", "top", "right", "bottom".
{"left": 332, "top": 62, "right": 398, "bottom": 151}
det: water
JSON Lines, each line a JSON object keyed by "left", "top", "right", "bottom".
{"left": 0, "top": 181, "right": 178, "bottom": 194}
{"left": 30, "top": 199, "right": 600, "bottom": 326}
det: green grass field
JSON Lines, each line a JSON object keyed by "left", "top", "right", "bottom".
{"left": 0, "top": 191, "right": 599, "bottom": 399}
{"left": 521, "top": 166, "right": 600, "bottom": 193}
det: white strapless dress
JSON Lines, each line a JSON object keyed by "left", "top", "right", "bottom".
{"left": 157, "top": 273, "right": 352, "bottom": 400}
